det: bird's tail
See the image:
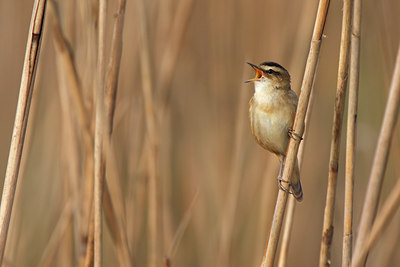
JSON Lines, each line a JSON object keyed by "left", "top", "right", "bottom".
{"left": 290, "top": 159, "right": 303, "bottom": 202}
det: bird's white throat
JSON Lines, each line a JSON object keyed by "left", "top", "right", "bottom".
{"left": 253, "top": 80, "right": 280, "bottom": 105}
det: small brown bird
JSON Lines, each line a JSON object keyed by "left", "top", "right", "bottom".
{"left": 246, "top": 61, "right": 303, "bottom": 201}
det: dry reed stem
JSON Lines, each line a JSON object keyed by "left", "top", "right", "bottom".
{"left": 353, "top": 44, "right": 400, "bottom": 266}
{"left": 342, "top": 0, "right": 362, "bottom": 265}
{"left": 278, "top": 88, "right": 315, "bottom": 267}
{"left": 136, "top": 0, "right": 160, "bottom": 266}
{"left": 105, "top": 0, "right": 126, "bottom": 135}
{"left": 269, "top": 3, "right": 317, "bottom": 264}
{"left": 260, "top": 1, "right": 330, "bottom": 266}
{"left": 352, "top": 177, "right": 400, "bottom": 267}
{"left": 0, "top": 0, "right": 47, "bottom": 263}
{"left": 319, "top": 0, "right": 353, "bottom": 266}
{"left": 103, "top": 142, "right": 133, "bottom": 266}
{"left": 84, "top": 212, "right": 95, "bottom": 267}
{"left": 50, "top": 3, "right": 132, "bottom": 264}
{"left": 52, "top": 12, "right": 95, "bottom": 266}
{"left": 5, "top": 67, "right": 40, "bottom": 264}
{"left": 54, "top": 36, "right": 84, "bottom": 262}
{"left": 49, "top": 5, "right": 96, "bottom": 258}
{"left": 101, "top": 0, "right": 134, "bottom": 265}
{"left": 50, "top": 2, "right": 90, "bottom": 136}
{"left": 94, "top": 0, "right": 107, "bottom": 266}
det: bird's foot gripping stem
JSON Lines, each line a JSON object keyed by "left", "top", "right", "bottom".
{"left": 277, "top": 176, "right": 293, "bottom": 195}
{"left": 288, "top": 128, "right": 303, "bottom": 141}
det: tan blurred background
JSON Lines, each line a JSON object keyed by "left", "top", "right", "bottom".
{"left": 0, "top": 0, "right": 399, "bottom": 266}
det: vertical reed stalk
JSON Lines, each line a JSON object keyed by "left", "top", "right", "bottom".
{"left": 50, "top": 2, "right": 132, "bottom": 264}
{"left": 260, "top": 1, "right": 330, "bottom": 266}
{"left": 352, "top": 44, "right": 400, "bottom": 266}
{"left": 137, "top": 0, "right": 159, "bottom": 265}
{"left": 105, "top": 0, "right": 126, "bottom": 135}
{"left": 94, "top": 0, "right": 107, "bottom": 266}
{"left": 0, "top": 0, "right": 47, "bottom": 264}
{"left": 102, "top": 0, "right": 133, "bottom": 265}
{"left": 319, "top": 0, "right": 353, "bottom": 266}
{"left": 342, "top": 0, "right": 362, "bottom": 265}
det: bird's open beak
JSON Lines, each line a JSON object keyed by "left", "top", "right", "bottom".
{"left": 245, "top": 62, "right": 263, "bottom": 83}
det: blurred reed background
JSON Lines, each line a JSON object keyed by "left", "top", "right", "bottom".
{"left": 0, "top": 0, "right": 399, "bottom": 266}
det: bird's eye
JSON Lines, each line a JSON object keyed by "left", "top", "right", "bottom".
{"left": 266, "top": 69, "right": 274, "bottom": 74}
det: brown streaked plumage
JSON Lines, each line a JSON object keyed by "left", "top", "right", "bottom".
{"left": 246, "top": 61, "right": 303, "bottom": 201}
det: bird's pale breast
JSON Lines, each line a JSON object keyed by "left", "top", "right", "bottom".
{"left": 249, "top": 91, "right": 297, "bottom": 156}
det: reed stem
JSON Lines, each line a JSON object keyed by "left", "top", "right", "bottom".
{"left": 260, "top": 1, "right": 330, "bottom": 266}
{"left": 94, "top": 0, "right": 107, "bottom": 266}
{"left": 0, "top": 0, "right": 47, "bottom": 263}
{"left": 319, "top": 0, "right": 353, "bottom": 265}
{"left": 342, "top": 0, "right": 362, "bottom": 265}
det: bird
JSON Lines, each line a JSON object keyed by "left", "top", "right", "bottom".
{"left": 246, "top": 61, "right": 303, "bottom": 201}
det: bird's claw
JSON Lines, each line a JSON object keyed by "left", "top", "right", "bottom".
{"left": 288, "top": 128, "right": 303, "bottom": 141}
{"left": 277, "top": 176, "right": 293, "bottom": 195}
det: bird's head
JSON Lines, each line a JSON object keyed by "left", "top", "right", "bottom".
{"left": 245, "top": 61, "right": 291, "bottom": 90}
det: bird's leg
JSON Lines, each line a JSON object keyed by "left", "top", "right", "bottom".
{"left": 288, "top": 128, "right": 303, "bottom": 141}
{"left": 277, "top": 156, "right": 292, "bottom": 194}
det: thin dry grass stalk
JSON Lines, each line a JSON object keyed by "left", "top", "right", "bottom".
{"left": 49, "top": 3, "right": 87, "bottom": 260}
{"left": 105, "top": 0, "right": 126, "bottom": 135}
{"left": 94, "top": 0, "right": 108, "bottom": 266}
{"left": 352, "top": 177, "right": 400, "bottom": 267}
{"left": 103, "top": 142, "right": 133, "bottom": 266}
{"left": 50, "top": 0, "right": 90, "bottom": 135}
{"left": 50, "top": 3, "right": 132, "bottom": 264}
{"left": 137, "top": 0, "right": 160, "bottom": 265}
{"left": 342, "top": 0, "right": 362, "bottom": 265}
{"left": 84, "top": 213, "right": 95, "bottom": 267}
{"left": 101, "top": 0, "right": 133, "bottom": 265}
{"left": 49, "top": 5, "right": 96, "bottom": 260}
{"left": 319, "top": 0, "right": 353, "bottom": 266}
{"left": 5, "top": 63, "right": 40, "bottom": 264}
{"left": 260, "top": 1, "right": 330, "bottom": 266}
{"left": 0, "top": 0, "right": 47, "bottom": 264}
{"left": 352, "top": 44, "right": 400, "bottom": 266}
